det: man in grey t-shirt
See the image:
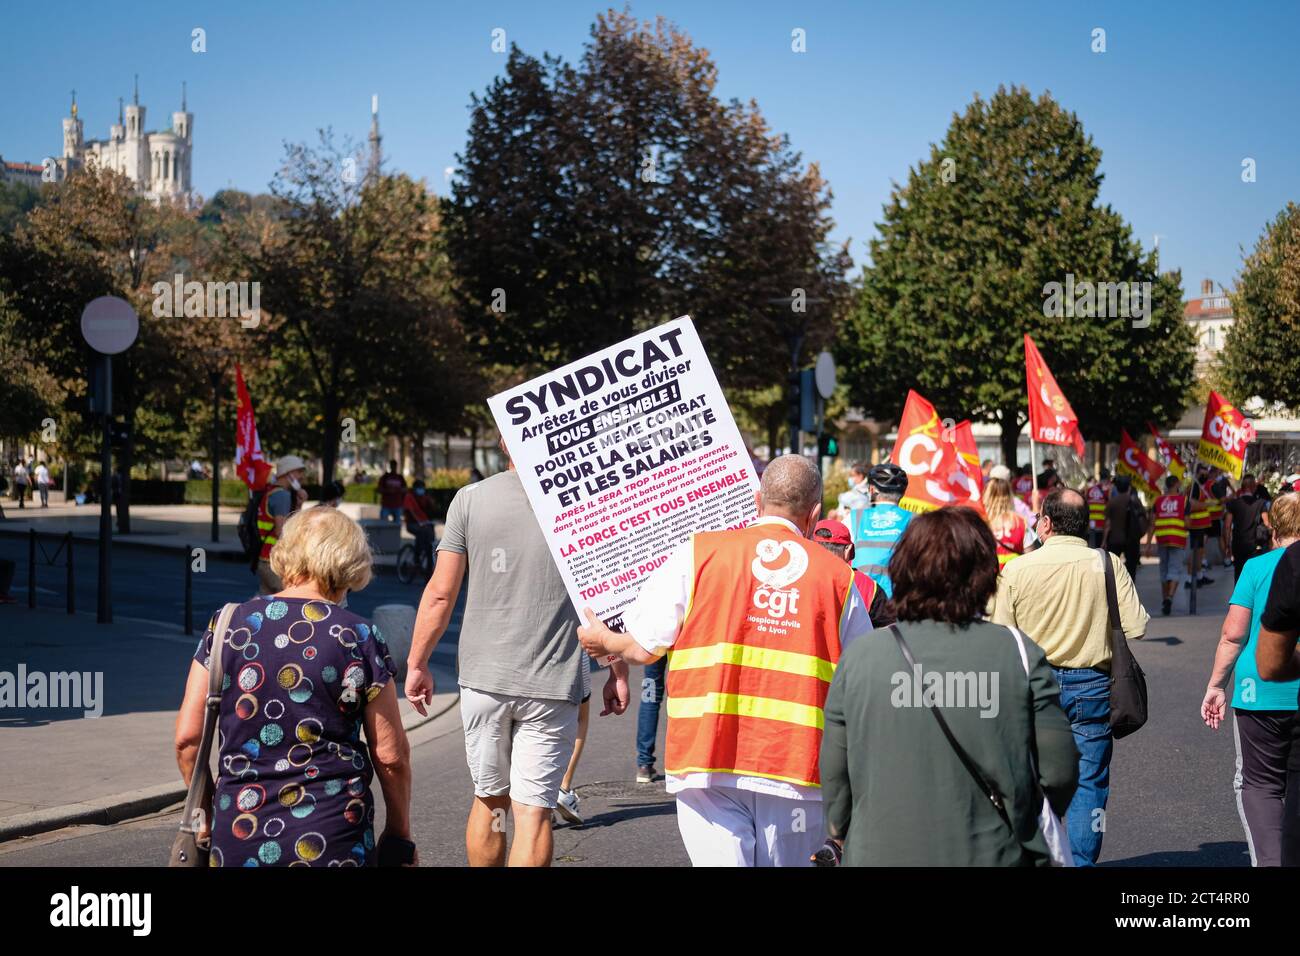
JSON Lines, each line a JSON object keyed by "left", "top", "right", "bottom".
{"left": 406, "top": 452, "right": 630, "bottom": 867}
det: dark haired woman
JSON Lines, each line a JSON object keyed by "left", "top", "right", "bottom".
{"left": 819, "top": 506, "right": 1078, "bottom": 865}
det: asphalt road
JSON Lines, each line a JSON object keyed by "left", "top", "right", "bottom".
{"left": 0, "top": 542, "right": 1258, "bottom": 867}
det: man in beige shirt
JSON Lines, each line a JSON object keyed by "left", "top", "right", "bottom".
{"left": 992, "top": 487, "right": 1148, "bottom": 866}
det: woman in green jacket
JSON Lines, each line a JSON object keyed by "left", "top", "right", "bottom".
{"left": 820, "top": 506, "right": 1078, "bottom": 866}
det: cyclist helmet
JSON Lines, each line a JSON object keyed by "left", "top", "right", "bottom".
{"left": 868, "top": 462, "right": 909, "bottom": 494}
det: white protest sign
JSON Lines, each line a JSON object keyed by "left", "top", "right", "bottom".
{"left": 489, "top": 316, "right": 760, "bottom": 631}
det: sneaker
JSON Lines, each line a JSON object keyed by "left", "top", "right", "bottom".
{"left": 636, "top": 765, "right": 655, "bottom": 784}
{"left": 554, "top": 788, "right": 582, "bottom": 825}
{"left": 1161, "top": 598, "right": 1171, "bottom": 616}
{"left": 1199, "top": 576, "right": 1215, "bottom": 586}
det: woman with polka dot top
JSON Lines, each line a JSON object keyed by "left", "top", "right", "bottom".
{"left": 175, "top": 507, "right": 415, "bottom": 866}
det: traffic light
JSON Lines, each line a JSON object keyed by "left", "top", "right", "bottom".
{"left": 819, "top": 433, "right": 839, "bottom": 458}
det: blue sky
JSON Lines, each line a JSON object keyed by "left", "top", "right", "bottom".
{"left": 2, "top": 0, "right": 1296, "bottom": 295}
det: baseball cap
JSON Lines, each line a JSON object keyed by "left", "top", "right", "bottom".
{"left": 813, "top": 519, "right": 852, "bottom": 546}
{"left": 275, "top": 454, "right": 306, "bottom": 478}
{"left": 1283, "top": 474, "right": 1300, "bottom": 493}
{"left": 988, "top": 464, "right": 1012, "bottom": 481}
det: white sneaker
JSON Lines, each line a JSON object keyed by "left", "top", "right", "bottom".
{"left": 555, "top": 788, "right": 582, "bottom": 825}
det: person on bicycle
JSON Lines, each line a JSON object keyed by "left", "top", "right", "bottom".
{"left": 403, "top": 480, "right": 438, "bottom": 575}
{"left": 847, "top": 462, "right": 913, "bottom": 599}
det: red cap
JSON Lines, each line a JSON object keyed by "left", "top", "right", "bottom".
{"left": 813, "top": 519, "right": 852, "bottom": 546}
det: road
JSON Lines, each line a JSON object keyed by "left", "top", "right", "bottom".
{"left": 0, "top": 541, "right": 1255, "bottom": 867}
{"left": 0, "top": 532, "right": 453, "bottom": 644}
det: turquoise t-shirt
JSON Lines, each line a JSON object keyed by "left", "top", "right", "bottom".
{"left": 1230, "top": 548, "right": 1300, "bottom": 711}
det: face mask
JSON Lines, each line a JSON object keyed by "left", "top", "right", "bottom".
{"left": 289, "top": 477, "right": 302, "bottom": 491}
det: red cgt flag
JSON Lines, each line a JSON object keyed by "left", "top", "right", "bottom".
{"left": 1146, "top": 421, "right": 1185, "bottom": 481}
{"left": 1024, "top": 334, "right": 1085, "bottom": 455}
{"left": 1197, "top": 391, "right": 1254, "bottom": 481}
{"left": 1117, "top": 428, "right": 1165, "bottom": 498}
{"left": 891, "top": 389, "right": 985, "bottom": 514}
{"left": 234, "top": 364, "right": 274, "bottom": 491}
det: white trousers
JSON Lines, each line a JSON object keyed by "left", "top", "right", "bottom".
{"left": 675, "top": 787, "right": 822, "bottom": 867}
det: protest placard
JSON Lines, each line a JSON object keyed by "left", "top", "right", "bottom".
{"left": 488, "top": 316, "right": 760, "bottom": 630}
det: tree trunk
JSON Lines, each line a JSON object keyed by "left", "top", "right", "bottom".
{"left": 1000, "top": 407, "right": 1021, "bottom": 468}
{"left": 413, "top": 434, "right": 426, "bottom": 481}
{"left": 322, "top": 392, "right": 341, "bottom": 487}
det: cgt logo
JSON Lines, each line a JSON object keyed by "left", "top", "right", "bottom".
{"left": 1158, "top": 497, "right": 1181, "bottom": 516}
{"left": 751, "top": 538, "right": 808, "bottom": 619}
{"left": 1208, "top": 415, "right": 1254, "bottom": 455}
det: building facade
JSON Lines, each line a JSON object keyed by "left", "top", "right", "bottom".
{"left": 1184, "top": 277, "right": 1234, "bottom": 375}
{"left": 56, "top": 81, "right": 193, "bottom": 205}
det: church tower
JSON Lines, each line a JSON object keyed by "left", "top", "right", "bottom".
{"left": 61, "top": 90, "right": 83, "bottom": 160}
{"left": 122, "top": 74, "right": 147, "bottom": 185}
{"left": 170, "top": 81, "right": 193, "bottom": 194}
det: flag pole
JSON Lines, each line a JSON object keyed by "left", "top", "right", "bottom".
{"left": 1030, "top": 433, "right": 1039, "bottom": 512}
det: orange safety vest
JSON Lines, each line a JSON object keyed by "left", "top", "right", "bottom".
{"left": 1187, "top": 484, "right": 1211, "bottom": 531}
{"left": 1153, "top": 494, "right": 1188, "bottom": 548}
{"left": 257, "top": 487, "right": 286, "bottom": 560}
{"left": 665, "top": 522, "right": 853, "bottom": 789}
{"left": 1206, "top": 492, "right": 1225, "bottom": 522}
{"left": 1085, "top": 483, "right": 1108, "bottom": 531}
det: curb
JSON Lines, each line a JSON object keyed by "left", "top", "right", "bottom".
{"left": 0, "top": 676, "right": 460, "bottom": 845}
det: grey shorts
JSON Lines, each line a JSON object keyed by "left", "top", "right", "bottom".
{"left": 460, "top": 686, "right": 579, "bottom": 808}
{"left": 1158, "top": 545, "right": 1187, "bottom": 583}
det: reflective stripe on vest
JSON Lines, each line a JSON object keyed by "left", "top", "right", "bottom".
{"left": 257, "top": 489, "right": 277, "bottom": 559}
{"left": 1086, "top": 484, "right": 1107, "bottom": 530}
{"left": 1187, "top": 487, "right": 1211, "bottom": 531}
{"left": 1153, "top": 494, "right": 1189, "bottom": 547}
{"left": 665, "top": 524, "right": 851, "bottom": 788}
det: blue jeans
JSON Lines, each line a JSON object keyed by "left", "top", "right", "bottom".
{"left": 636, "top": 657, "right": 667, "bottom": 768}
{"left": 380, "top": 507, "right": 402, "bottom": 522}
{"left": 1052, "top": 666, "right": 1112, "bottom": 866}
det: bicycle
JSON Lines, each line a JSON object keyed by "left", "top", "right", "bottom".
{"left": 395, "top": 539, "right": 435, "bottom": 584}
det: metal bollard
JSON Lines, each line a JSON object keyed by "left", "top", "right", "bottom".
{"left": 184, "top": 543, "right": 193, "bottom": 635}
{"left": 1189, "top": 565, "right": 1198, "bottom": 615}
{"left": 65, "top": 531, "right": 74, "bottom": 615}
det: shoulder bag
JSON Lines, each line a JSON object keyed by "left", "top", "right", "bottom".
{"left": 888, "top": 624, "right": 1071, "bottom": 866}
{"left": 168, "top": 602, "right": 239, "bottom": 867}
{"left": 1097, "top": 549, "right": 1148, "bottom": 738}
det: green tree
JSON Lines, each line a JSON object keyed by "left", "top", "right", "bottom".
{"left": 838, "top": 86, "right": 1195, "bottom": 464}
{"left": 0, "top": 166, "right": 197, "bottom": 528}
{"left": 237, "top": 132, "right": 468, "bottom": 484}
{"left": 444, "top": 9, "right": 850, "bottom": 392}
{"left": 0, "top": 180, "right": 41, "bottom": 234}
{"left": 1220, "top": 202, "right": 1300, "bottom": 408}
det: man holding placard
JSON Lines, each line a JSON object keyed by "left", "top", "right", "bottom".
{"left": 578, "top": 455, "right": 874, "bottom": 866}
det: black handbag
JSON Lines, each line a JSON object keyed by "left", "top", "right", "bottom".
{"left": 1098, "top": 549, "right": 1148, "bottom": 738}
{"left": 168, "top": 602, "right": 238, "bottom": 867}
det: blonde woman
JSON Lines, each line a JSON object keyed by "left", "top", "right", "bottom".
{"left": 983, "top": 476, "right": 1029, "bottom": 568}
{"left": 175, "top": 507, "right": 414, "bottom": 866}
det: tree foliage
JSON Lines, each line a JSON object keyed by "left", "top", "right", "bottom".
{"left": 838, "top": 86, "right": 1196, "bottom": 463}
{"left": 1221, "top": 202, "right": 1300, "bottom": 409}
{"left": 444, "top": 9, "right": 851, "bottom": 390}
{"left": 236, "top": 132, "right": 474, "bottom": 483}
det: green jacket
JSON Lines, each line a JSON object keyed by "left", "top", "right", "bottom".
{"left": 820, "top": 619, "right": 1079, "bottom": 866}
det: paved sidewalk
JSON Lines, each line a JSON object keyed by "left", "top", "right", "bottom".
{"left": 0, "top": 500, "right": 441, "bottom": 568}
{"left": 0, "top": 605, "right": 457, "bottom": 841}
